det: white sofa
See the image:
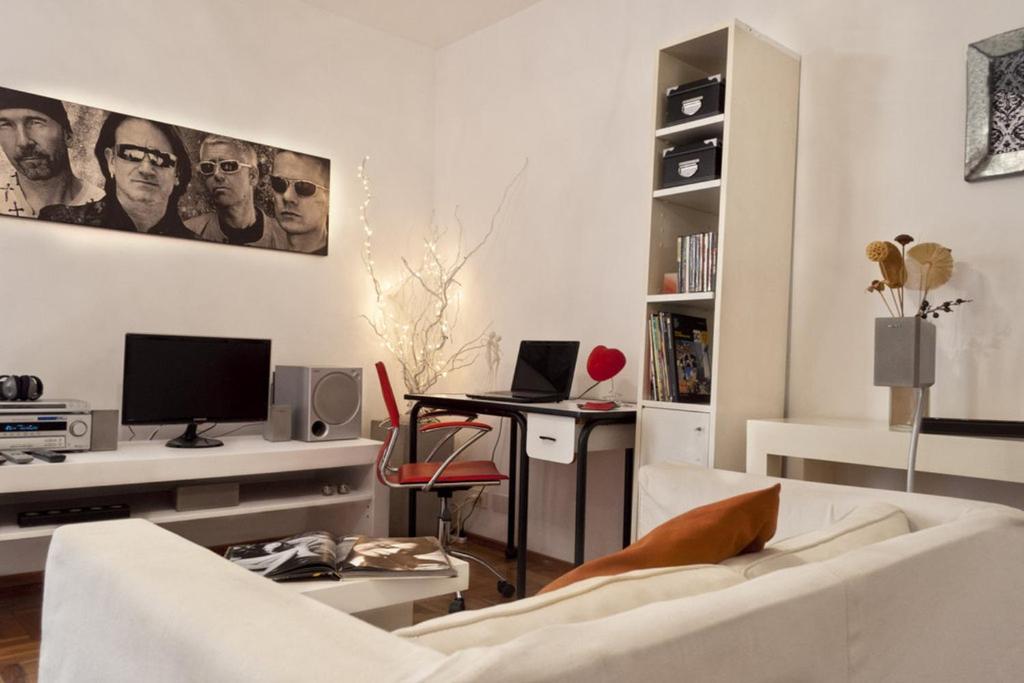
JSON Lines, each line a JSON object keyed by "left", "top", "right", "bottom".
{"left": 39, "top": 463, "right": 1024, "bottom": 682}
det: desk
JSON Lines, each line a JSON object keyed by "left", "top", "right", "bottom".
{"left": 405, "top": 393, "right": 636, "bottom": 598}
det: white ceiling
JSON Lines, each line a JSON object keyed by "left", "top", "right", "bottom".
{"left": 301, "top": 0, "right": 544, "bottom": 48}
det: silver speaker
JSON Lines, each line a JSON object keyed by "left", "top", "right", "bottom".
{"left": 273, "top": 366, "right": 362, "bottom": 441}
{"left": 263, "top": 404, "right": 292, "bottom": 442}
{"left": 90, "top": 409, "right": 119, "bottom": 451}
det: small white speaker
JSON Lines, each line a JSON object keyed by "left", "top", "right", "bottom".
{"left": 273, "top": 366, "right": 362, "bottom": 441}
{"left": 263, "top": 404, "right": 292, "bottom": 442}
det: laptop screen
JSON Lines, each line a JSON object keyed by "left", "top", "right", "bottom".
{"left": 510, "top": 341, "right": 580, "bottom": 398}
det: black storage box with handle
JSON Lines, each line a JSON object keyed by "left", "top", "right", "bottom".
{"left": 664, "top": 75, "right": 724, "bottom": 126}
{"left": 660, "top": 137, "right": 721, "bottom": 189}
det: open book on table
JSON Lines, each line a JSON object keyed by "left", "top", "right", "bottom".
{"left": 224, "top": 532, "right": 456, "bottom": 581}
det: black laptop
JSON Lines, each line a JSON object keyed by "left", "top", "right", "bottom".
{"left": 467, "top": 341, "right": 580, "bottom": 403}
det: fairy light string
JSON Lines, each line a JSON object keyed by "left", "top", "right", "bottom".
{"left": 358, "top": 157, "right": 527, "bottom": 393}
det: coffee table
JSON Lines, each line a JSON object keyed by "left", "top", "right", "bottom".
{"left": 278, "top": 556, "right": 470, "bottom": 630}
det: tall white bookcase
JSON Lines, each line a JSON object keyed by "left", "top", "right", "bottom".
{"left": 636, "top": 21, "right": 800, "bottom": 474}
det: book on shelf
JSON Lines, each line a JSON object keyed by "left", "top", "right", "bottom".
{"left": 648, "top": 312, "right": 712, "bottom": 403}
{"left": 675, "top": 232, "right": 717, "bottom": 293}
{"left": 670, "top": 313, "right": 712, "bottom": 401}
{"left": 224, "top": 532, "right": 455, "bottom": 581}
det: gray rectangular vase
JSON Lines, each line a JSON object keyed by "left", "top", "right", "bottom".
{"left": 873, "top": 317, "right": 936, "bottom": 388}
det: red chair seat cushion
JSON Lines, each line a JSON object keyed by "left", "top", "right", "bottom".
{"left": 397, "top": 460, "right": 507, "bottom": 485}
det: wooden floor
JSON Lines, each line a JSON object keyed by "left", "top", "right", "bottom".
{"left": 0, "top": 582, "right": 38, "bottom": 683}
{"left": 0, "top": 536, "right": 571, "bottom": 683}
{"left": 413, "top": 534, "right": 573, "bottom": 621}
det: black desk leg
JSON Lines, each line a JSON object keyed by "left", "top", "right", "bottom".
{"left": 407, "top": 402, "right": 424, "bottom": 536}
{"left": 623, "top": 447, "right": 635, "bottom": 548}
{"left": 574, "top": 448, "right": 588, "bottom": 566}
{"left": 515, "top": 423, "right": 529, "bottom": 599}
{"left": 505, "top": 419, "right": 518, "bottom": 559}
{"left": 574, "top": 422, "right": 600, "bottom": 566}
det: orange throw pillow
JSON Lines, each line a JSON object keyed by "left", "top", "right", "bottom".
{"left": 539, "top": 484, "right": 781, "bottom": 594}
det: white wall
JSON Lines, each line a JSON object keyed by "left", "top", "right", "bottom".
{"left": 1, "top": 0, "right": 435, "bottom": 438}
{"left": 6, "top": 0, "right": 1022, "bottom": 564}
{"left": 431, "top": 0, "right": 1024, "bottom": 560}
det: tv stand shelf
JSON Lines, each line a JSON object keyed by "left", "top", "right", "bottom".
{"left": 0, "top": 435, "right": 380, "bottom": 494}
{"left": 0, "top": 435, "right": 385, "bottom": 575}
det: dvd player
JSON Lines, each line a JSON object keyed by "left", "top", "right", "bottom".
{"left": 0, "top": 399, "right": 90, "bottom": 414}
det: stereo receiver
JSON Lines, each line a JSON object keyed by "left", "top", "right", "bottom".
{"left": 0, "top": 400, "right": 92, "bottom": 451}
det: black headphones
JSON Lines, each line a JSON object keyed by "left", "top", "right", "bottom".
{"left": 0, "top": 375, "right": 44, "bottom": 401}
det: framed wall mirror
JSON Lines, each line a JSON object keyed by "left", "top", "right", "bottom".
{"left": 965, "top": 27, "right": 1024, "bottom": 181}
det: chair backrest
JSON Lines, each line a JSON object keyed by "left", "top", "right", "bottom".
{"left": 374, "top": 362, "right": 402, "bottom": 486}
{"left": 375, "top": 361, "right": 402, "bottom": 428}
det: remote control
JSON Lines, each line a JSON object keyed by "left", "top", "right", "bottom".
{"left": 1, "top": 450, "right": 34, "bottom": 464}
{"left": 27, "top": 449, "right": 66, "bottom": 463}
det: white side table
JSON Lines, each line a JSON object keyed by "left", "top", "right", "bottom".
{"left": 279, "top": 557, "right": 470, "bottom": 630}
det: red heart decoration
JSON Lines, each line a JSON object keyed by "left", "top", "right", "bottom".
{"left": 586, "top": 345, "right": 626, "bottom": 382}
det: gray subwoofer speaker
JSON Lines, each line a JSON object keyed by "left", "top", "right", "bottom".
{"left": 273, "top": 366, "right": 362, "bottom": 441}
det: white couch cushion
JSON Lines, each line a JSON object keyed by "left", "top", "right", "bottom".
{"left": 420, "top": 563, "right": 851, "bottom": 682}
{"left": 395, "top": 563, "right": 742, "bottom": 654}
{"left": 722, "top": 502, "right": 910, "bottom": 578}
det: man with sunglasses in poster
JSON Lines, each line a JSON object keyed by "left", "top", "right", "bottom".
{"left": 41, "top": 113, "right": 194, "bottom": 238}
{"left": 0, "top": 87, "right": 104, "bottom": 219}
{"left": 270, "top": 150, "right": 329, "bottom": 255}
{"left": 186, "top": 135, "right": 287, "bottom": 248}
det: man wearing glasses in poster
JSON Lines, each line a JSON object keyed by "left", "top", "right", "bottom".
{"left": 42, "top": 113, "right": 194, "bottom": 237}
{"left": 270, "top": 150, "right": 329, "bottom": 255}
{"left": 186, "top": 135, "right": 288, "bottom": 249}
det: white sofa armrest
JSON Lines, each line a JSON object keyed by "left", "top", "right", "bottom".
{"left": 40, "top": 519, "right": 443, "bottom": 683}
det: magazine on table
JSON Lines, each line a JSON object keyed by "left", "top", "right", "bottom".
{"left": 224, "top": 532, "right": 455, "bottom": 581}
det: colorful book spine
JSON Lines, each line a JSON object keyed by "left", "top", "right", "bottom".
{"left": 648, "top": 311, "right": 714, "bottom": 403}
{"left": 676, "top": 237, "right": 684, "bottom": 294}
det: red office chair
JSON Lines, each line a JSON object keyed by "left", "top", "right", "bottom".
{"left": 374, "top": 362, "right": 516, "bottom": 611}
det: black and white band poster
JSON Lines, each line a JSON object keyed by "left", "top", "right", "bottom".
{"left": 0, "top": 85, "right": 330, "bottom": 255}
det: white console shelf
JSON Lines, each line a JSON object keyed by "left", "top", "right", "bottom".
{"left": 0, "top": 435, "right": 379, "bottom": 494}
{"left": 0, "top": 435, "right": 385, "bottom": 575}
{"left": 747, "top": 418, "right": 1024, "bottom": 484}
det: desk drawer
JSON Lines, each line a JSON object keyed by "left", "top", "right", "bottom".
{"left": 526, "top": 413, "right": 576, "bottom": 464}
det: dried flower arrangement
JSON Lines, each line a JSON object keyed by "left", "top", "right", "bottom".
{"left": 865, "top": 234, "right": 972, "bottom": 319}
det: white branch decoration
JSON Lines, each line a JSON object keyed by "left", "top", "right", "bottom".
{"left": 359, "top": 157, "right": 527, "bottom": 394}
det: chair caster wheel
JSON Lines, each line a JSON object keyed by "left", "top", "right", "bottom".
{"left": 497, "top": 580, "right": 516, "bottom": 598}
{"left": 448, "top": 596, "right": 466, "bottom": 613}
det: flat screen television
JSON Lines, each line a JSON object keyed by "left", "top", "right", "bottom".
{"left": 122, "top": 333, "right": 271, "bottom": 448}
